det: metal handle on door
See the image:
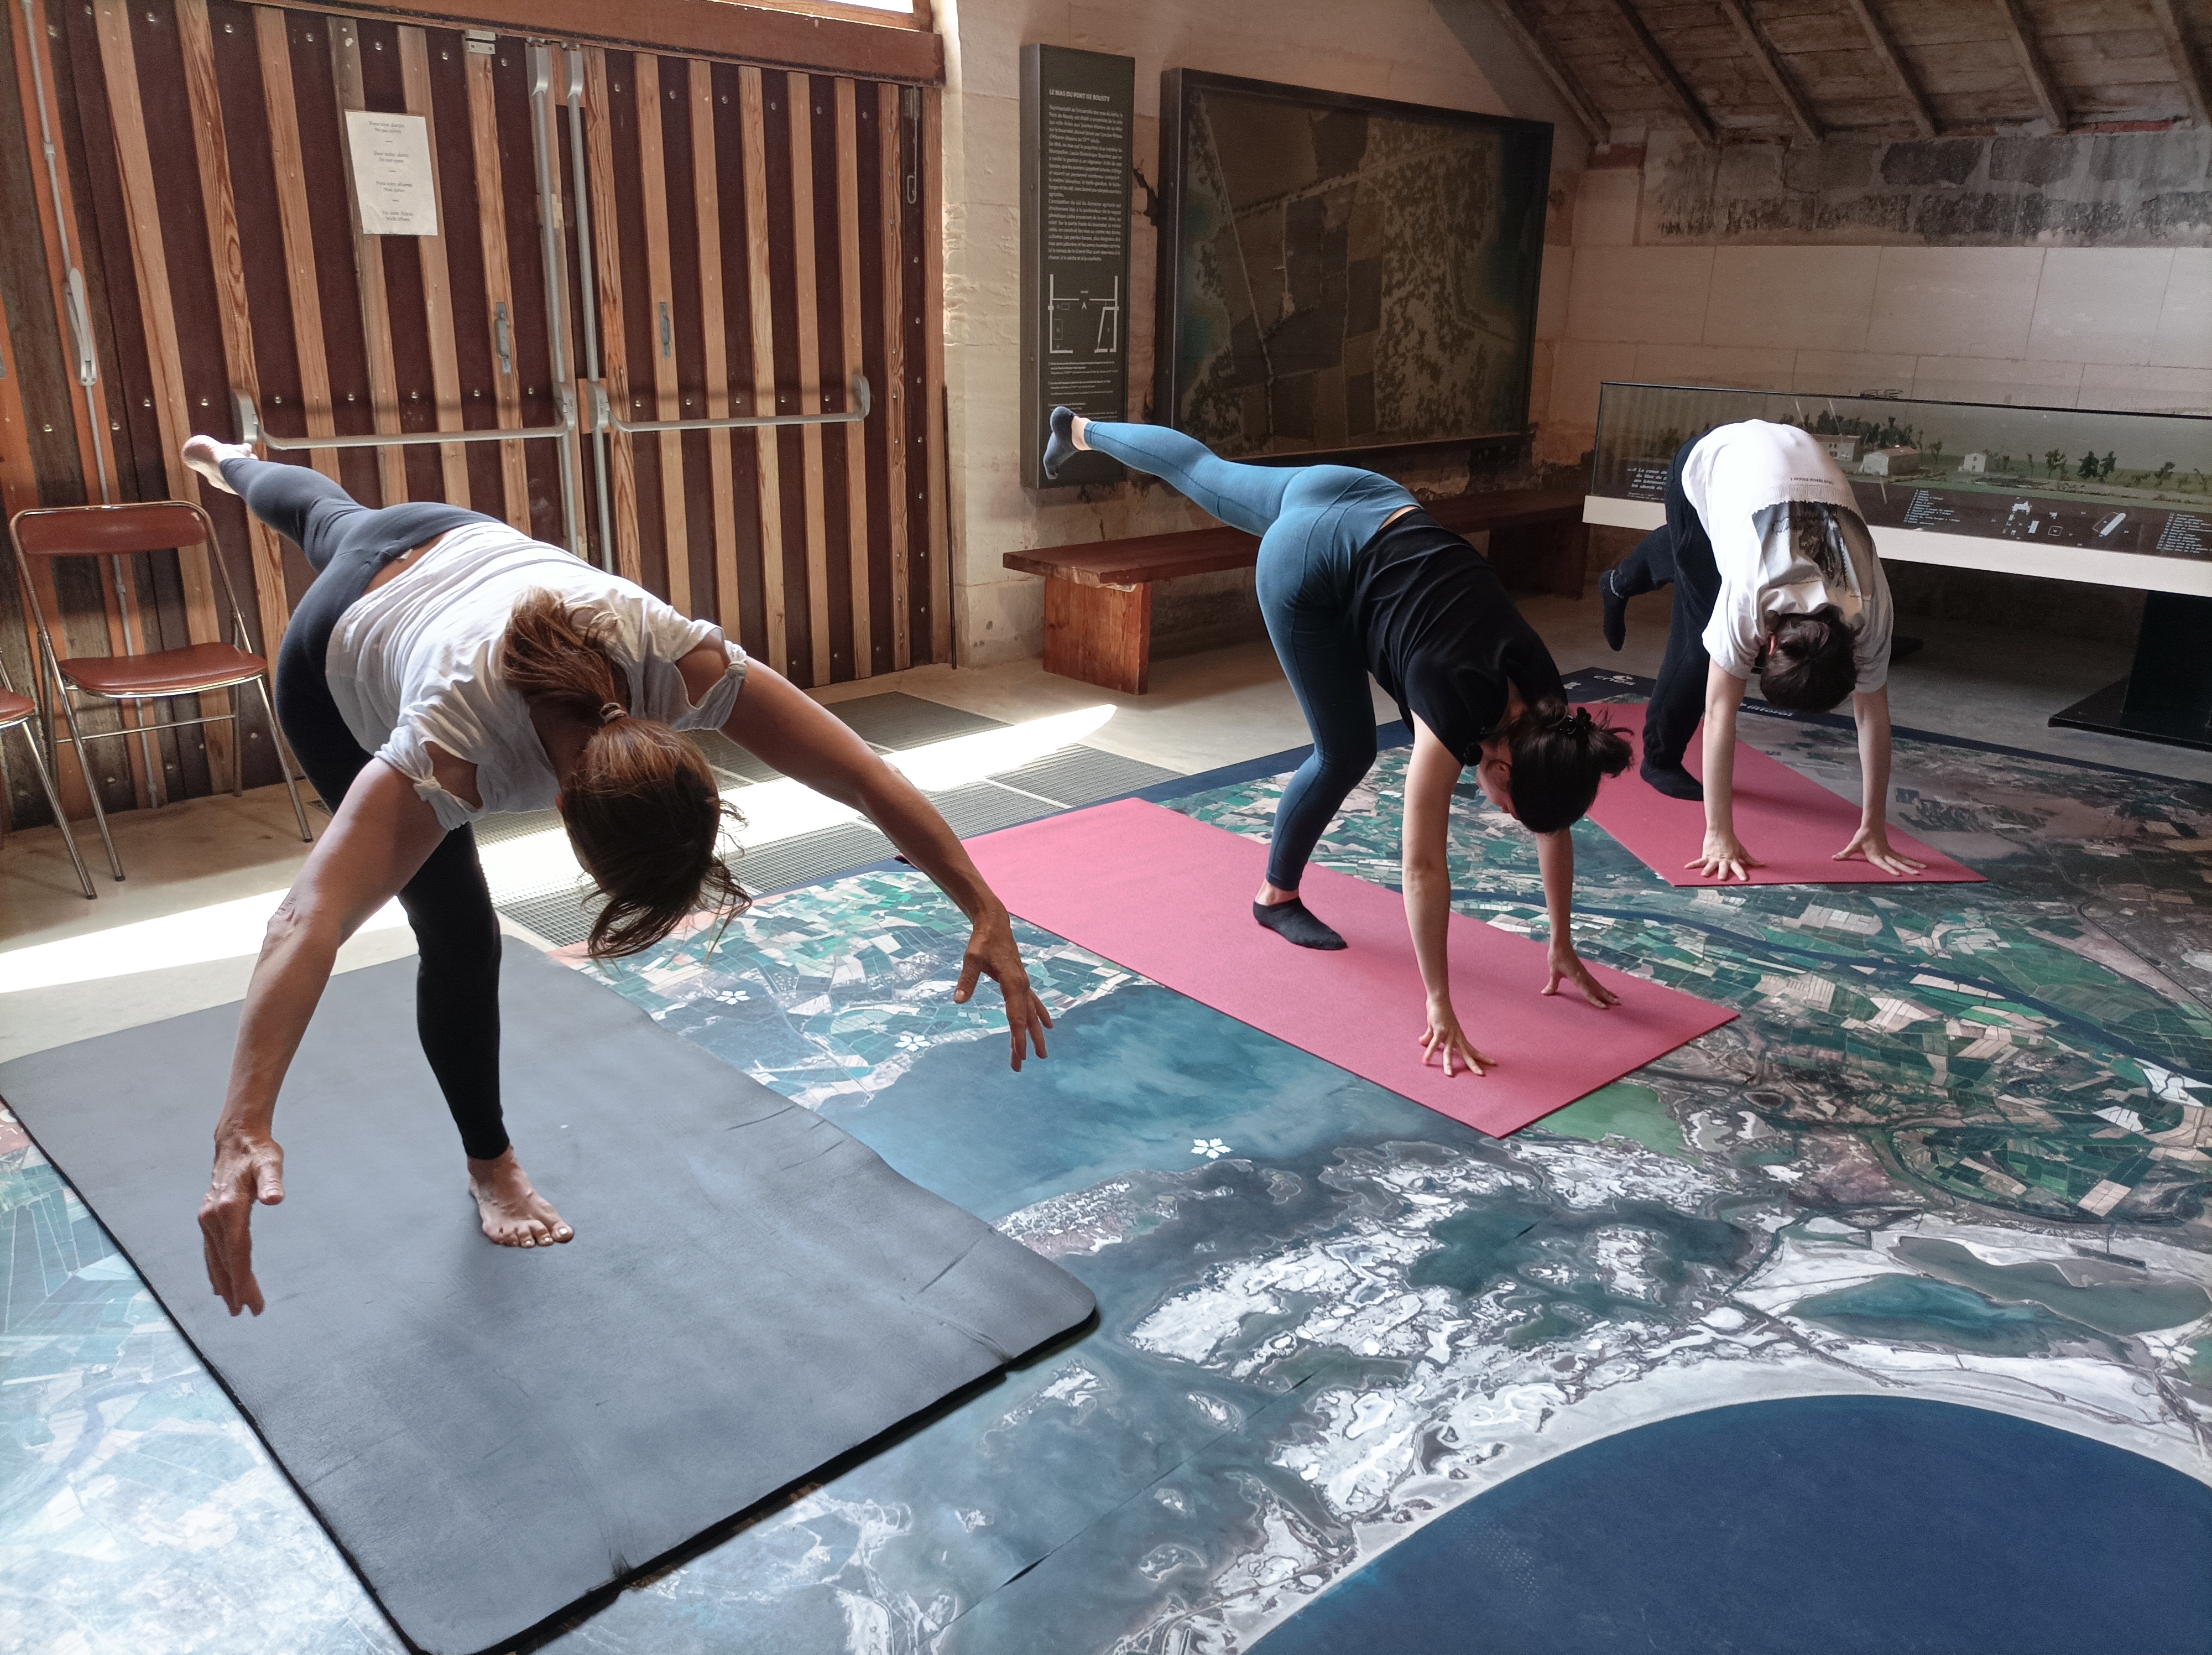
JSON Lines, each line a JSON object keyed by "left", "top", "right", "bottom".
{"left": 234, "top": 389, "right": 576, "bottom": 451}
{"left": 599, "top": 372, "right": 872, "bottom": 434}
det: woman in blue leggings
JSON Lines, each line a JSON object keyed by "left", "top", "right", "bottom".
{"left": 1046, "top": 411, "right": 1631, "bottom": 1078}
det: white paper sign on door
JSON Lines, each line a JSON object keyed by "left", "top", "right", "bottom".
{"left": 345, "top": 110, "right": 439, "bottom": 237}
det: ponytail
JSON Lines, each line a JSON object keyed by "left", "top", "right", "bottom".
{"left": 500, "top": 590, "right": 749, "bottom": 959}
{"left": 1503, "top": 698, "right": 1631, "bottom": 832}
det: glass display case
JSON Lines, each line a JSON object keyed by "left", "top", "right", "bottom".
{"left": 1587, "top": 382, "right": 2212, "bottom": 598}
{"left": 1585, "top": 382, "right": 2212, "bottom": 751}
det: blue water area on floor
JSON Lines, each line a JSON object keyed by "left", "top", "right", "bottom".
{"left": 1254, "top": 1395, "right": 2212, "bottom": 1655}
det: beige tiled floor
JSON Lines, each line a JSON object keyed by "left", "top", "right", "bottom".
{"left": 3, "top": 586, "right": 2203, "bottom": 1064}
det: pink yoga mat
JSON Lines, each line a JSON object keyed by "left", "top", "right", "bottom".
{"left": 967, "top": 799, "right": 1735, "bottom": 1138}
{"left": 1580, "top": 703, "right": 1983, "bottom": 889}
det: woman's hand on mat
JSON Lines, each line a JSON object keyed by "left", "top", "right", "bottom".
{"left": 1689, "top": 829, "right": 1762, "bottom": 882}
{"left": 955, "top": 905, "right": 1054, "bottom": 1070}
{"left": 1417, "top": 999, "right": 1494, "bottom": 1078}
{"left": 1834, "top": 825, "right": 1926, "bottom": 877}
{"left": 200, "top": 1133, "right": 286, "bottom": 1317}
{"left": 1543, "top": 944, "right": 1620, "bottom": 1009}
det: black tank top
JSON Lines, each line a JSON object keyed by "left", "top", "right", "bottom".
{"left": 1348, "top": 508, "right": 1564, "bottom": 764}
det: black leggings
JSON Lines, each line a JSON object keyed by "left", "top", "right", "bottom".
{"left": 1610, "top": 438, "right": 1721, "bottom": 773}
{"left": 225, "top": 457, "right": 514, "bottom": 1162}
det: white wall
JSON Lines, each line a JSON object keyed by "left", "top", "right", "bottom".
{"left": 935, "top": 0, "right": 1531, "bottom": 665}
{"left": 1536, "top": 136, "right": 2212, "bottom": 469}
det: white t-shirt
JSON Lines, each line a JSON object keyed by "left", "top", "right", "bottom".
{"left": 1682, "top": 420, "right": 1893, "bottom": 693}
{"left": 324, "top": 521, "right": 748, "bottom": 830}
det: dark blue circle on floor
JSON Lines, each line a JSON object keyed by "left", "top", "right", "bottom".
{"left": 1254, "top": 1396, "right": 2212, "bottom": 1655}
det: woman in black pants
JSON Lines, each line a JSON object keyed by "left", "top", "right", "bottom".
{"left": 184, "top": 437, "right": 1052, "bottom": 1316}
{"left": 1600, "top": 419, "right": 1918, "bottom": 881}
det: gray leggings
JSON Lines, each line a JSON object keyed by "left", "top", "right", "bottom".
{"left": 1077, "top": 423, "right": 1414, "bottom": 889}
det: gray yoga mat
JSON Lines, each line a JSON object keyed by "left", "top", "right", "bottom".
{"left": 0, "top": 948, "right": 1094, "bottom": 1654}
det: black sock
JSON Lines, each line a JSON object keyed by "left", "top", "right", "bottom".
{"left": 1641, "top": 758, "right": 1704, "bottom": 801}
{"left": 1253, "top": 898, "right": 1345, "bottom": 950}
{"left": 1601, "top": 568, "right": 1629, "bottom": 652}
{"left": 1042, "top": 405, "right": 1079, "bottom": 480}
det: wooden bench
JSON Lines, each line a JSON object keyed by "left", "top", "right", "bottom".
{"left": 1003, "top": 487, "right": 1589, "bottom": 694}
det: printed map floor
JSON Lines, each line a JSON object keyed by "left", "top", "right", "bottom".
{"left": 3, "top": 698, "right": 2209, "bottom": 1653}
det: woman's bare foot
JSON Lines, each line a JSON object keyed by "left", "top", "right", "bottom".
{"left": 181, "top": 434, "right": 252, "bottom": 495}
{"left": 467, "top": 1148, "right": 573, "bottom": 1248}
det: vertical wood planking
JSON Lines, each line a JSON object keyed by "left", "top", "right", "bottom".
{"left": 330, "top": 17, "right": 406, "bottom": 503}
{"left": 465, "top": 39, "right": 527, "bottom": 528}
{"left": 691, "top": 61, "right": 737, "bottom": 637}
{"left": 921, "top": 85, "right": 948, "bottom": 663}
{"left": 786, "top": 71, "right": 829, "bottom": 683}
{"left": 12, "top": 0, "right": 154, "bottom": 809}
{"left": 738, "top": 65, "right": 785, "bottom": 673}
{"left": 877, "top": 80, "right": 909, "bottom": 671}
{"left": 583, "top": 48, "right": 640, "bottom": 584}
{"left": 633, "top": 54, "right": 687, "bottom": 613}
{"left": 397, "top": 26, "right": 468, "bottom": 506}
{"left": 176, "top": 0, "right": 288, "bottom": 672}
{"left": 253, "top": 6, "right": 336, "bottom": 481}
{"left": 88, "top": 0, "right": 232, "bottom": 783}
{"left": 833, "top": 77, "right": 869, "bottom": 678}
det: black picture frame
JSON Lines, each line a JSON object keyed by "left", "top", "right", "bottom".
{"left": 1154, "top": 69, "right": 1553, "bottom": 466}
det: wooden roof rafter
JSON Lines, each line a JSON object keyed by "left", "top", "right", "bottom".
{"left": 2144, "top": 0, "right": 2212, "bottom": 127}
{"left": 1713, "top": 0, "right": 1822, "bottom": 142}
{"left": 1838, "top": 0, "right": 1937, "bottom": 138}
{"left": 1486, "top": 0, "right": 1611, "bottom": 143}
{"left": 1599, "top": 0, "right": 1719, "bottom": 145}
{"left": 1994, "top": 0, "right": 2067, "bottom": 131}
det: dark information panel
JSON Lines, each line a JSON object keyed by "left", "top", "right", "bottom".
{"left": 1021, "top": 44, "right": 1134, "bottom": 488}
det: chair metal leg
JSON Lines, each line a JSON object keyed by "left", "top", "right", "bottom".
{"left": 11, "top": 721, "right": 96, "bottom": 899}
{"left": 48, "top": 685, "right": 123, "bottom": 882}
{"left": 251, "top": 675, "right": 314, "bottom": 843}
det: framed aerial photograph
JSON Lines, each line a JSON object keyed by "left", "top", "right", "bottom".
{"left": 1155, "top": 70, "right": 1552, "bottom": 461}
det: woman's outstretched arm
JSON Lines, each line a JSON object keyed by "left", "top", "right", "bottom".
{"left": 1402, "top": 720, "right": 1493, "bottom": 1076}
{"left": 1689, "top": 660, "right": 1761, "bottom": 881}
{"left": 716, "top": 660, "right": 1052, "bottom": 1069}
{"left": 1536, "top": 828, "right": 1619, "bottom": 1007}
{"left": 202, "top": 762, "right": 445, "bottom": 1316}
{"left": 1835, "top": 686, "right": 1925, "bottom": 875}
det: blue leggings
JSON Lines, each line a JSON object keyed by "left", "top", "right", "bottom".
{"left": 1079, "top": 422, "right": 1415, "bottom": 889}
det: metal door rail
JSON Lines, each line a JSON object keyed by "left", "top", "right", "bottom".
{"left": 597, "top": 372, "right": 870, "bottom": 435}
{"left": 233, "top": 391, "right": 575, "bottom": 452}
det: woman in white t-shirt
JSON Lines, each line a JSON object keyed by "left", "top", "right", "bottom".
{"left": 180, "top": 438, "right": 1052, "bottom": 1318}
{"left": 1599, "top": 420, "right": 1923, "bottom": 881}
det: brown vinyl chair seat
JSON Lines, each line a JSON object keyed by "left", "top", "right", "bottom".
{"left": 0, "top": 689, "right": 35, "bottom": 726}
{"left": 58, "top": 642, "right": 270, "bottom": 699}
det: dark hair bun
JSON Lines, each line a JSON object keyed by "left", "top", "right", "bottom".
{"left": 1503, "top": 699, "right": 1630, "bottom": 832}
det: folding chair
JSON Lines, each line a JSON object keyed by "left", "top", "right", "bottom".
{"left": 0, "top": 656, "right": 95, "bottom": 899}
{"left": 9, "top": 501, "right": 312, "bottom": 882}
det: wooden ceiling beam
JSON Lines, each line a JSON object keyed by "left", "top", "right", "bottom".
{"left": 1601, "top": 0, "right": 1719, "bottom": 144}
{"left": 1488, "top": 0, "right": 1611, "bottom": 143}
{"left": 1995, "top": 0, "right": 2067, "bottom": 131}
{"left": 2145, "top": 0, "right": 2212, "bottom": 127}
{"left": 1714, "top": 0, "right": 1822, "bottom": 141}
{"left": 1838, "top": 0, "right": 1937, "bottom": 138}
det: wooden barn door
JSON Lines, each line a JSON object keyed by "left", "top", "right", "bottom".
{"left": 569, "top": 51, "right": 948, "bottom": 685}
{"left": 1, "top": 0, "right": 947, "bottom": 830}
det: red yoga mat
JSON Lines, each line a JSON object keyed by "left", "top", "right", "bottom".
{"left": 1579, "top": 703, "right": 1984, "bottom": 889}
{"left": 967, "top": 799, "right": 1735, "bottom": 1139}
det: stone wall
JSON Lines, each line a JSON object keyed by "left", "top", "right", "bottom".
{"left": 1645, "top": 128, "right": 2212, "bottom": 248}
